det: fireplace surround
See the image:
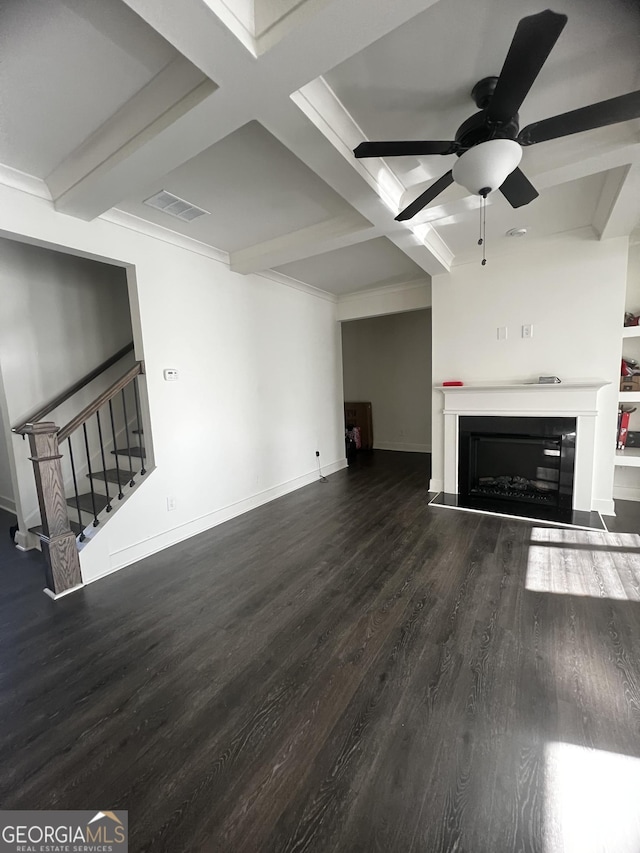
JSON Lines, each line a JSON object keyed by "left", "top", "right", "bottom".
{"left": 434, "top": 380, "right": 610, "bottom": 523}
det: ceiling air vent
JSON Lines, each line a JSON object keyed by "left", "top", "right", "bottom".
{"left": 143, "top": 190, "right": 209, "bottom": 222}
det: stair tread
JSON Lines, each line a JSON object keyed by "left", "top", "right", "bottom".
{"left": 31, "top": 520, "right": 83, "bottom": 537}
{"left": 111, "top": 447, "right": 146, "bottom": 458}
{"left": 91, "top": 468, "right": 134, "bottom": 485}
{"left": 67, "top": 492, "right": 110, "bottom": 514}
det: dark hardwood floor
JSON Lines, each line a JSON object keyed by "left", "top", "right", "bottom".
{"left": 2, "top": 453, "right": 640, "bottom": 852}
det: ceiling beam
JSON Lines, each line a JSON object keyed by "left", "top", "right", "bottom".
{"left": 229, "top": 212, "right": 376, "bottom": 274}
{"left": 50, "top": 60, "right": 216, "bottom": 219}
{"left": 261, "top": 97, "right": 452, "bottom": 275}
{"left": 56, "top": 0, "right": 440, "bottom": 223}
{"left": 42, "top": 0, "right": 455, "bottom": 274}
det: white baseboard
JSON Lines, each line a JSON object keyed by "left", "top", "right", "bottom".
{"left": 82, "top": 458, "right": 349, "bottom": 586}
{"left": 613, "top": 486, "right": 640, "bottom": 503}
{"left": 14, "top": 529, "right": 40, "bottom": 551}
{"left": 0, "top": 495, "right": 16, "bottom": 514}
{"left": 592, "top": 498, "right": 616, "bottom": 515}
{"left": 374, "top": 442, "right": 431, "bottom": 453}
{"left": 43, "top": 583, "right": 84, "bottom": 600}
{"left": 429, "top": 478, "right": 444, "bottom": 493}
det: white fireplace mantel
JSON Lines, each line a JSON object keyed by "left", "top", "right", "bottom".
{"left": 437, "top": 379, "right": 610, "bottom": 512}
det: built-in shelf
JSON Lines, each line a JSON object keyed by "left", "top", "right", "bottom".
{"left": 622, "top": 326, "right": 640, "bottom": 338}
{"left": 615, "top": 448, "right": 640, "bottom": 467}
{"left": 619, "top": 391, "right": 640, "bottom": 403}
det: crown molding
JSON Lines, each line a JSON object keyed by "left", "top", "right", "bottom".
{"left": 100, "top": 209, "right": 230, "bottom": 264}
{"left": 103, "top": 209, "right": 336, "bottom": 300}
{"left": 0, "top": 163, "right": 52, "bottom": 201}
{"left": 258, "top": 269, "right": 337, "bottom": 303}
{"left": 337, "top": 277, "right": 430, "bottom": 303}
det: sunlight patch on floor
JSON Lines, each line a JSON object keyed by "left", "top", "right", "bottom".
{"left": 525, "top": 527, "right": 640, "bottom": 600}
{"left": 545, "top": 741, "right": 640, "bottom": 853}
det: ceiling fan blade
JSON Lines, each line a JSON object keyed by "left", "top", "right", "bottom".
{"left": 499, "top": 168, "right": 539, "bottom": 208}
{"left": 354, "top": 141, "right": 458, "bottom": 158}
{"left": 395, "top": 170, "right": 454, "bottom": 221}
{"left": 487, "top": 10, "right": 567, "bottom": 125}
{"left": 518, "top": 90, "right": 640, "bottom": 146}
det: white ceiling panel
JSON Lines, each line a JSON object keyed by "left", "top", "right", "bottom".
{"left": 274, "top": 237, "right": 428, "bottom": 294}
{"left": 0, "top": 0, "right": 179, "bottom": 178}
{"left": 440, "top": 171, "right": 606, "bottom": 264}
{"left": 116, "top": 121, "right": 355, "bottom": 253}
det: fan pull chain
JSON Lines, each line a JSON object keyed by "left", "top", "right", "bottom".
{"left": 482, "top": 195, "right": 487, "bottom": 266}
{"left": 477, "top": 193, "right": 488, "bottom": 265}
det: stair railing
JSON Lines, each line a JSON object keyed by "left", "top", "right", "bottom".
{"left": 13, "top": 342, "right": 134, "bottom": 434}
{"left": 14, "top": 355, "right": 145, "bottom": 597}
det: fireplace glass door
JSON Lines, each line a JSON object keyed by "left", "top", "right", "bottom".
{"left": 458, "top": 416, "right": 576, "bottom": 517}
{"left": 469, "top": 434, "right": 561, "bottom": 507}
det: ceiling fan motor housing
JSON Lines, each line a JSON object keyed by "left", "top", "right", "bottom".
{"left": 455, "top": 77, "right": 521, "bottom": 151}
{"left": 471, "top": 76, "right": 500, "bottom": 109}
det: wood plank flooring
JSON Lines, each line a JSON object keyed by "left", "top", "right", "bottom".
{"left": 2, "top": 453, "right": 640, "bottom": 852}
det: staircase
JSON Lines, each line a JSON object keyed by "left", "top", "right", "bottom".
{"left": 13, "top": 344, "right": 150, "bottom": 597}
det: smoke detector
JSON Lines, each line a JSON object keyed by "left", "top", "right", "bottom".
{"left": 506, "top": 227, "right": 527, "bottom": 238}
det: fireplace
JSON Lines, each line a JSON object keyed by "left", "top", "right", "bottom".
{"left": 458, "top": 416, "right": 576, "bottom": 519}
{"left": 434, "top": 380, "right": 609, "bottom": 527}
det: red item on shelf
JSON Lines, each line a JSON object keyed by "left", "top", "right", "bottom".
{"left": 442, "top": 381, "right": 464, "bottom": 386}
{"left": 618, "top": 411, "right": 631, "bottom": 449}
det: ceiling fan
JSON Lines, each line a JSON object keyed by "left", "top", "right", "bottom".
{"left": 353, "top": 9, "right": 640, "bottom": 222}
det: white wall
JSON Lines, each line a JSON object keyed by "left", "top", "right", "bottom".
{"left": 0, "top": 238, "right": 133, "bottom": 531}
{"left": 342, "top": 309, "right": 432, "bottom": 452}
{"left": 430, "top": 232, "right": 628, "bottom": 514}
{"left": 0, "top": 374, "right": 14, "bottom": 513}
{"left": 0, "top": 182, "right": 345, "bottom": 583}
{"left": 625, "top": 241, "right": 640, "bottom": 311}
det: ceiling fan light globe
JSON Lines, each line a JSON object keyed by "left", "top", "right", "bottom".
{"left": 452, "top": 139, "right": 523, "bottom": 196}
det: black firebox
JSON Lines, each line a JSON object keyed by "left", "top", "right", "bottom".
{"left": 458, "top": 416, "right": 576, "bottom": 521}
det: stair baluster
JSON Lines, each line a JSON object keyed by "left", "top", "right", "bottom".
{"left": 96, "top": 410, "right": 112, "bottom": 513}
{"left": 121, "top": 389, "right": 135, "bottom": 488}
{"left": 108, "top": 399, "right": 125, "bottom": 500}
{"left": 67, "top": 436, "right": 86, "bottom": 542}
{"left": 133, "top": 376, "right": 146, "bottom": 476}
{"left": 82, "top": 423, "right": 99, "bottom": 527}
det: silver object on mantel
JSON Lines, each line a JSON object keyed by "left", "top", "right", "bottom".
{"left": 538, "top": 376, "right": 562, "bottom": 384}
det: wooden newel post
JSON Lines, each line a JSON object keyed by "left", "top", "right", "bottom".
{"left": 23, "top": 422, "right": 82, "bottom": 596}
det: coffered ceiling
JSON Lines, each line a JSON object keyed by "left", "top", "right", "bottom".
{"left": 1, "top": 0, "right": 638, "bottom": 294}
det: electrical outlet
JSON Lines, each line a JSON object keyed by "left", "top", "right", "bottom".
{"left": 522, "top": 324, "right": 533, "bottom": 339}
{"left": 166, "top": 496, "right": 177, "bottom": 512}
